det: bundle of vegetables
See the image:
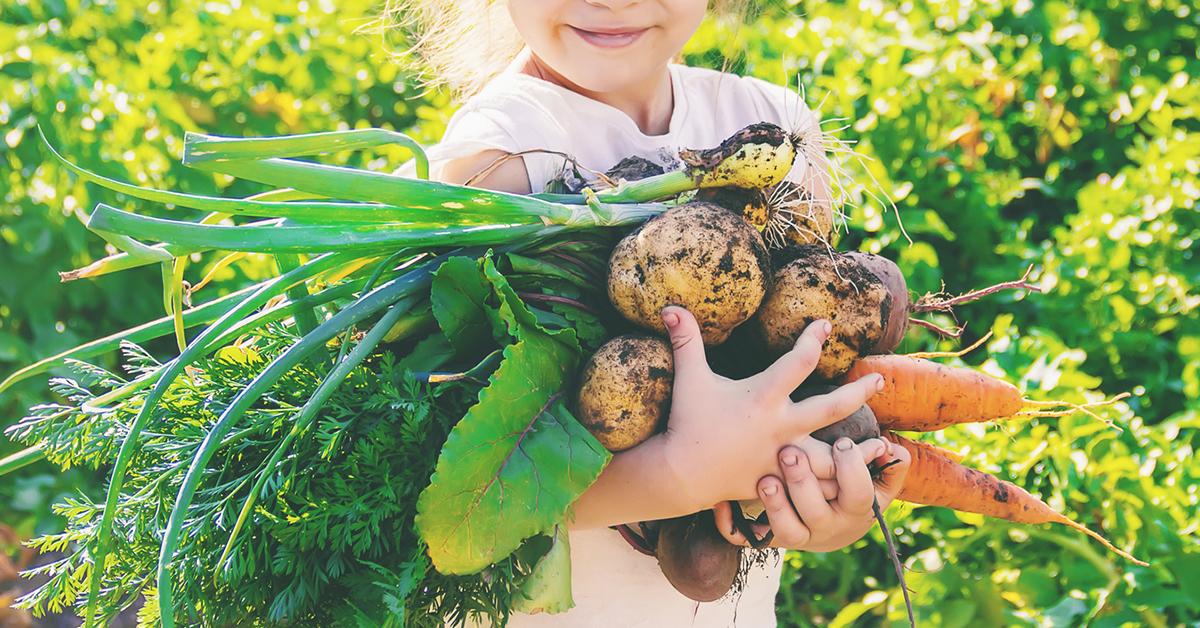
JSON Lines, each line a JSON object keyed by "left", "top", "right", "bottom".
{"left": 0, "top": 118, "right": 1140, "bottom": 627}
{"left": 566, "top": 136, "right": 1145, "bottom": 619}
{"left": 0, "top": 123, "right": 809, "bottom": 626}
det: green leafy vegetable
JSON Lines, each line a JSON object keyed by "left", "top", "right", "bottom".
{"left": 416, "top": 256, "right": 609, "bottom": 575}
{"left": 513, "top": 524, "right": 575, "bottom": 615}
{"left": 430, "top": 256, "right": 497, "bottom": 354}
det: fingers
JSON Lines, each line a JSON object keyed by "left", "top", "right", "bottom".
{"left": 795, "top": 438, "right": 875, "bottom": 499}
{"left": 784, "top": 375, "right": 884, "bottom": 439}
{"left": 778, "top": 448, "right": 834, "bottom": 532}
{"left": 711, "top": 501, "right": 745, "bottom": 545}
{"left": 755, "top": 319, "right": 830, "bottom": 398}
{"left": 831, "top": 438, "right": 877, "bottom": 519}
{"left": 712, "top": 501, "right": 770, "bottom": 547}
{"left": 795, "top": 437, "right": 836, "bottom": 479}
{"left": 856, "top": 438, "right": 888, "bottom": 465}
{"left": 873, "top": 443, "right": 912, "bottom": 507}
{"left": 661, "top": 306, "right": 711, "bottom": 382}
{"left": 756, "top": 476, "right": 810, "bottom": 548}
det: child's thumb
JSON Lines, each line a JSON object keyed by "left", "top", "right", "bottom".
{"left": 661, "top": 306, "right": 710, "bottom": 381}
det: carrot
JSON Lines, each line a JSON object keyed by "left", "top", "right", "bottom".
{"left": 844, "top": 354, "right": 1128, "bottom": 432}
{"left": 885, "top": 432, "right": 1146, "bottom": 565}
{"left": 844, "top": 355, "right": 1023, "bottom": 430}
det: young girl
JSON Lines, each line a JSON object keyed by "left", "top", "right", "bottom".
{"left": 393, "top": 1, "right": 911, "bottom": 625}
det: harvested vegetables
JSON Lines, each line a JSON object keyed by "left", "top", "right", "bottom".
{"left": 0, "top": 113, "right": 1142, "bottom": 628}
{"left": 1, "top": 122, "right": 800, "bottom": 626}
{"left": 574, "top": 335, "right": 673, "bottom": 452}
{"left": 885, "top": 432, "right": 1147, "bottom": 566}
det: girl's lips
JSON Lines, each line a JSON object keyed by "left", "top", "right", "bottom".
{"left": 568, "top": 25, "right": 648, "bottom": 49}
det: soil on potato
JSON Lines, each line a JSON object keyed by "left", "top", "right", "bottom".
{"left": 756, "top": 245, "right": 892, "bottom": 379}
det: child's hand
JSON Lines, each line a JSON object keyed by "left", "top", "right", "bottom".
{"left": 712, "top": 436, "right": 911, "bottom": 551}
{"left": 655, "top": 305, "right": 885, "bottom": 514}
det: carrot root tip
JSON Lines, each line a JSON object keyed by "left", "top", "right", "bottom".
{"left": 905, "top": 330, "right": 993, "bottom": 360}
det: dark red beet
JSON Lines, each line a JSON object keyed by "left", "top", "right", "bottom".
{"left": 656, "top": 510, "right": 741, "bottom": 602}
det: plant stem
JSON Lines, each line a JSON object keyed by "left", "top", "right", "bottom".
{"left": 0, "top": 443, "right": 46, "bottom": 476}
{"left": 82, "top": 252, "right": 354, "bottom": 628}
{"left": 156, "top": 256, "right": 442, "bottom": 627}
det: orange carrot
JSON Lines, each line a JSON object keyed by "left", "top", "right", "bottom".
{"left": 844, "top": 355, "right": 1023, "bottom": 430}
{"left": 845, "top": 354, "right": 1128, "bottom": 432}
{"left": 885, "top": 432, "right": 1146, "bottom": 565}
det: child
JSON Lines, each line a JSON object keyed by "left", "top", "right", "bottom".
{"left": 393, "top": 1, "right": 911, "bottom": 625}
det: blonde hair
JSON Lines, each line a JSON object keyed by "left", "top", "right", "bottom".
{"left": 367, "top": 0, "right": 756, "bottom": 102}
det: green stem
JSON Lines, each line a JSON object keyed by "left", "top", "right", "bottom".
{"left": 87, "top": 203, "right": 559, "bottom": 254}
{"left": 182, "top": 128, "right": 430, "bottom": 181}
{"left": 39, "top": 127, "right": 490, "bottom": 224}
{"left": 275, "top": 254, "right": 320, "bottom": 336}
{"left": 168, "top": 258, "right": 189, "bottom": 352}
{"left": 94, "top": 230, "right": 174, "bottom": 262}
{"left": 82, "top": 252, "right": 354, "bottom": 628}
{"left": 531, "top": 169, "right": 699, "bottom": 204}
{"left": 331, "top": 249, "right": 413, "bottom": 365}
{"left": 183, "top": 151, "right": 573, "bottom": 222}
{"left": 0, "top": 443, "right": 46, "bottom": 476}
{"left": 156, "top": 256, "right": 441, "bottom": 628}
{"left": 213, "top": 296, "right": 418, "bottom": 581}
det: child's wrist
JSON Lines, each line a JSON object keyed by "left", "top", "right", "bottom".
{"left": 651, "top": 433, "right": 710, "bottom": 515}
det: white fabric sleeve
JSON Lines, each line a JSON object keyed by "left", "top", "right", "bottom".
{"left": 389, "top": 106, "right": 523, "bottom": 188}
{"left": 393, "top": 104, "right": 566, "bottom": 193}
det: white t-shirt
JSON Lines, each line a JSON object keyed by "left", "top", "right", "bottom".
{"left": 428, "top": 63, "right": 819, "bottom": 627}
{"left": 426, "top": 63, "right": 818, "bottom": 194}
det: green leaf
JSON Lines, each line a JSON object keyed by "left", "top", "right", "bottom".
{"left": 481, "top": 254, "right": 577, "bottom": 352}
{"left": 415, "top": 255, "right": 600, "bottom": 574}
{"left": 513, "top": 524, "right": 574, "bottom": 615}
{"left": 548, "top": 303, "right": 607, "bottom": 352}
{"left": 394, "top": 333, "right": 455, "bottom": 376}
{"left": 414, "top": 334, "right": 608, "bottom": 574}
{"left": 430, "top": 257, "right": 495, "bottom": 354}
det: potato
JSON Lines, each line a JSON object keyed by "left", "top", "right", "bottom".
{"left": 608, "top": 202, "right": 771, "bottom": 345}
{"left": 694, "top": 186, "right": 770, "bottom": 231}
{"left": 754, "top": 245, "right": 893, "bottom": 379}
{"left": 843, "top": 251, "right": 909, "bottom": 354}
{"left": 574, "top": 335, "right": 673, "bottom": 452}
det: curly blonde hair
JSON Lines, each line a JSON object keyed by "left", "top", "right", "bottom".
{"left": 365, "top": 0, "right": 756, "bottom": 102}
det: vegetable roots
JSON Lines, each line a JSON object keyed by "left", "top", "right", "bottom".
{"left": 885, "top": 432, "right": 1146, "bottom": 565}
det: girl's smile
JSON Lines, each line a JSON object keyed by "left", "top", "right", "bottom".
{"left": 567, "top": 25, "right": 650, "bottom": 49}
{"left": 507, "top": 1, "right": 706, "bottom": 133}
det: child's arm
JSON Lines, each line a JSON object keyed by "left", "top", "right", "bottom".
{"left": 439, "top": 154, "right": 884, "bottom": 531}
{"left": 437, "top": 149, "right": 532, "bottom": 194}
{"left": 570, "top": 307, "right": 883, "bottom": 529}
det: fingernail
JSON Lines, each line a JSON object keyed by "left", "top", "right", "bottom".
{"left": 822, "top": 320, "right": 832, "bottom": 336}
{"left": 662, "top": 310, "right": 678, "bottom": 327}
{"left": 874, "top": 375, "right": 885, "bottom": 392}
{"left": 836, "top": 438, "right": 852, "bottom": 451}
{"left": 782, "top": 453, "right": 798, "bottom": 467}
{"left": 763, "top": 484, "right": 778, "bottom": 496}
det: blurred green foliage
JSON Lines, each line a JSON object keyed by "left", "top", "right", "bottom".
{"left": 0, "top": 0, "right": 1196, "bottom": 625}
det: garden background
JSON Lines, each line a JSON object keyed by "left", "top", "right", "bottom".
{"left": 0, "top": 0, "right": 1196, "bottom": 625}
